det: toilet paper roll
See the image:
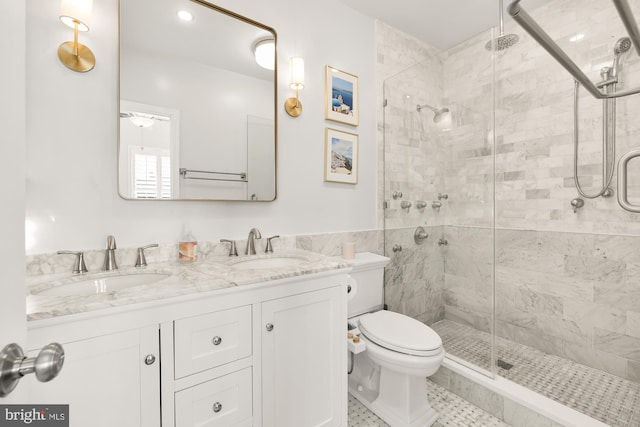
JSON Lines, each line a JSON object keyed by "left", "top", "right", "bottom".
{"left": 346, "top": 275, "right": 358, "bottom": 301}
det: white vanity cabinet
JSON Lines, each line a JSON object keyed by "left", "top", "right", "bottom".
{"left": 166, "top": 272, "right": 348, "bottom": 427}
{"left": 27, "top": 269, "right": 348, "bottom": 427}
{"left": 26, "top": 324, "right": 160, "bottom": 427}
{"left": 261, "top": 286, "right": 344, "bottom": 427}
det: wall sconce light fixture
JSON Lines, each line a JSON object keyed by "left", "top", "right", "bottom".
{"left": 284, "top": 57, "right": 304, "bottom": 117}
{"left": 253, "top": 38, "right": 275, "bottom": 70}
{"left": 58, "top": 0, "right": 95, "bottom": 72}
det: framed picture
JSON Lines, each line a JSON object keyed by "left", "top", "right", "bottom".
{"left": 325, "top": 66, "right": 359, "bottom": 126}
{"left": 324, "top": 128, "right": 358, "bottom": 184}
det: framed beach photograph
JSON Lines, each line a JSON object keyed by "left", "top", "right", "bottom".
{"left": 324, "top": 128, "right": 358, "bottom": 184}
{"left": 325, "top": 65, "right": 359, "bottom": 126}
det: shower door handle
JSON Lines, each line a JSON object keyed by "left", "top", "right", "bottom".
{"left": 617, "top": 149, "right": 640, "bottom": 213}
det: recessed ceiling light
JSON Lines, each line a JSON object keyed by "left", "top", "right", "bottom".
{"left": 177, "top": 10, "right": 193, "bottom": 22}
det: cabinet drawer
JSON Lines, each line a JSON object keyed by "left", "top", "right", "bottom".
{"left": 175, "top": 367, "right": 252, "bottom": 427}
{"left": 174, "top": 305, "right": 251, "bottom": 378}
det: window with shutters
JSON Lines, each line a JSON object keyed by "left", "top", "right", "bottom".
{"left": 129, "top": 146, "right": 172, "bottom": 198}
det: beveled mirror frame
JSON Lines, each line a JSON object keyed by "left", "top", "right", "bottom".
{"left": 118, "top": 0, "right": 278, "bottom": 201}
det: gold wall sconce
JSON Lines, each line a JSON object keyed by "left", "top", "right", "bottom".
{"left": 284, "top": 57, "right": 304, "bottom": 117}
{"left": 58, "top": 0, "right": 95, "bottom": 72}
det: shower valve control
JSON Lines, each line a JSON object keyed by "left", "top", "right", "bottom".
{"left": 400, "top": 201, "right": 412, "bottom": 210}
{"left": 416, "top": 200, "right": 428, "bottom": 209}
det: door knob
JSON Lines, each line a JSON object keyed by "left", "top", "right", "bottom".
{"left": 265, "top": 323, "right": 274, "bottom": 332}
{"left": 0, "top": 342, "right": 65, "bottom": 397}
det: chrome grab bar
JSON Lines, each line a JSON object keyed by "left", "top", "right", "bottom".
{"left": 617, "top": 149, "right": 640, "bottom": 212}
{"left": 508, "top": 0, "right": 640, "bottom": 99}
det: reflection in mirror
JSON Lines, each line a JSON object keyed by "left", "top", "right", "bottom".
{"left": 119, "top": 0, "right": 277, "bottom": 201}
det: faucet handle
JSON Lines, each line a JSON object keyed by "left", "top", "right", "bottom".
{"left": 135, "top": 244, "right": 158, "bottom": 268}
{"left": 220, "top": 239, "right": 238, "bottom": 257}
{"left": 265, "top": 235, "right": 280, "bottom": 253}
{"left": 106, "top": 235, "right": 117, "bottom": 250}
{"left": 57, "top": 251, "right": 88, "bottom": 275}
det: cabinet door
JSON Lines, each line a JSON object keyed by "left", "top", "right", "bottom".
{"left": 262, "top": 286, "right": 344, "bottom": 427}
{"left": 27, "top": 326, "right": 160, "bottom": 427}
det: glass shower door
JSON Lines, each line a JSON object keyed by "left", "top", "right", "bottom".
{"left": 382, "top": 30, "right": 497, "bottom": 377}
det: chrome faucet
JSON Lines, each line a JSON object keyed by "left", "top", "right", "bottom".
{"left": 245, "top": 228, "right": 262, "bottom": 255}
{"left": 103, "top": 235, "right": 118, "bottom": 271}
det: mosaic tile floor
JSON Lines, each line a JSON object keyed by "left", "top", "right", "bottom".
{"left": 432, "top": 319, "right": 640, "bottom": 427}
{"left": 348, "top": 379, "right": 509, "bottom": 427}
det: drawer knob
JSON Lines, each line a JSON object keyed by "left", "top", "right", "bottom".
{"left": 144, "top": 354, "right": 156, "bottom": 365}
{"left": 212, "top": 336, "right": 222, "bottom": 346}
{"left": 212, "top": 402, "right": 222, "bottom": 413}
{"left": 265, "top": 323, "right": 274, "bottom": 332}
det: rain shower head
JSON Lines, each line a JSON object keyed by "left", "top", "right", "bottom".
{"left": 485, "top": 33, "right": 520, "bottom": 51}
{"left": 485, "top": 0, "right": 519, "bottom": 51}
{"left": 416, "top": 104, "right": 451, "bottom": 123}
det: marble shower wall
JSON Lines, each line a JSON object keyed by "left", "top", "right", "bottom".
{"left": 495, "top": 228, "right": 640, "bottom": 382}
{"left": 378, "top": 1, "right": 640, "bottom": 383}
{"left": 376, "top": 22, "right": 452, "bottom": 327}
{"left": 384, "top": 225, "right": 445, "bottom": 325}
{"left": 443, "top": 0, "right": 640, "bottom": 233}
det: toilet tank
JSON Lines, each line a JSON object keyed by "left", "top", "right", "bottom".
{"left": 348, "top": 252, "right": 390, "bottom": 317}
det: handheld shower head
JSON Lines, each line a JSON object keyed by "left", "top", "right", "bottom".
{"left": 612, "top": 37, "right": 632, "bottom": 77}
{"left": 614, "top": 37, "right": 632, "bottom": 55}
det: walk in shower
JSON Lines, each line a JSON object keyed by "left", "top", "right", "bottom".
{"left": 381, "top": 1, "right": 640, "bottom": 425}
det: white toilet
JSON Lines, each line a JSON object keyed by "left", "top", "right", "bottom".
{"left": 347, "top": 253, "right": 444, "bottom": 427}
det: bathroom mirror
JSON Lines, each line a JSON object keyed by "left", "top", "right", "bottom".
{"left": 119, "top": 0, "right": 277, "bottom": 201}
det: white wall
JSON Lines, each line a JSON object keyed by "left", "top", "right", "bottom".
{"left": 0, "top": 0, "right": 27, "bottom": 400}
{"left": 25, "top": 0, "right": 377, "bottom": 254}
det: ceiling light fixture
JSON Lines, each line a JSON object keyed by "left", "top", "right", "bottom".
{"left": 253, "top": 38, "right": 275, "bottom": 70}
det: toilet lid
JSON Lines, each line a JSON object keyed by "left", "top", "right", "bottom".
{"left": 358, "top": 311, "right": 442, "bottom": 356}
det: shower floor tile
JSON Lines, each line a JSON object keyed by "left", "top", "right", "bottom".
{"left": 432, "top": 319, "right": 640, "bottom": 427}
{"left": 348, "top": 379, "right": 509, "bottom": 427}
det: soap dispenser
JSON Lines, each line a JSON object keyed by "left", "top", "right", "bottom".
{"left": 179, "top": 225, "right": 197, "bottom": 262}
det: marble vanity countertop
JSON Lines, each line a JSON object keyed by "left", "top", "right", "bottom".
{"left": 26, "top": 249, "right": 351, "bottom": 321}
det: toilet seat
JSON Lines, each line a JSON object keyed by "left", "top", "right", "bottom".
{"left": 358, "top": 311, "right": 442, "bottom": 357}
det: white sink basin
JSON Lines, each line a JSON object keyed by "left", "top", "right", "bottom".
{"left": 229, "top": 256, "right": 308, "bottom": 270}
{"left": 37, "top": 272, "right": 171, "bottom": 296}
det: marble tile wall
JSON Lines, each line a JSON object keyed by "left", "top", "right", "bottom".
{"left": 376, "top": 21, "right": 449, "bottom": 231}
{"left": 384, "top": 225, "right": 445, "bottom": 325}
{"left": 443, "top": 225, "right": 640, "bottom": 382}
{"left": 443, "top": 0, "right": 640, "bottom": 233}
{"left": 377, "top": 2, "right": 640, "bottom": 384}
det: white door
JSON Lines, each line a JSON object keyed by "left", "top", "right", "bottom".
{"left": 0, "top": 0, "right": 28, "bottom": 403}
{"left": 261, "top": 287, "right": 345, "bottom": 427}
